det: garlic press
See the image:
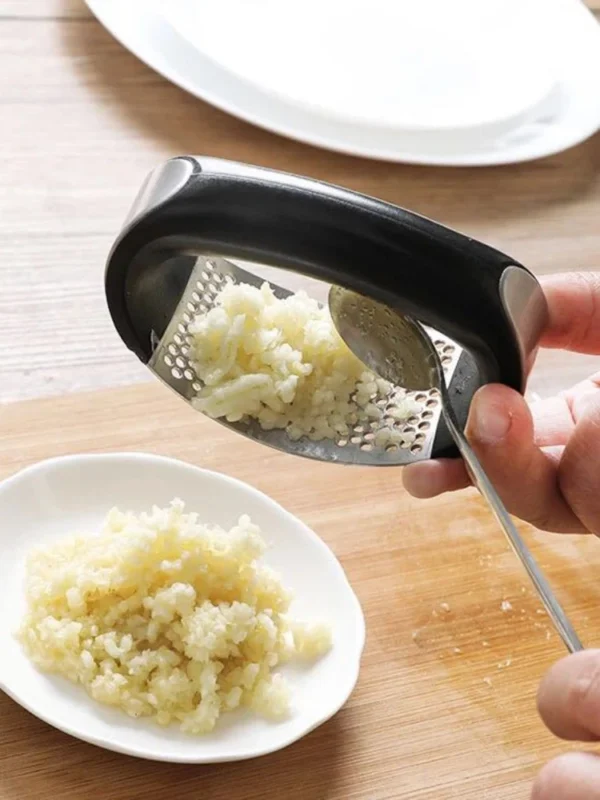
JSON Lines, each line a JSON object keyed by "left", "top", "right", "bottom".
{"left": 104, "top": 156, "right": 547, "bottom": 466}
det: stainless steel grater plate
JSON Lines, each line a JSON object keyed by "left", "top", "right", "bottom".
{"left": 149, "top": 256, "right": 462, "bottom": 466}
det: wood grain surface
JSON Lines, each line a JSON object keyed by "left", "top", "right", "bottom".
{"left": 0, "top": 1, "right": 599, "bottom": 403}
{"left": 2, "top": 382, "right": 600, "bottom": 799}
{"left": 2, "top": 3, "right": 600, "bottom": 798}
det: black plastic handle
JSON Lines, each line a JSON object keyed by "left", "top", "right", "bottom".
{"left": 105, "top": 157, "right": 542, "bottom": 455}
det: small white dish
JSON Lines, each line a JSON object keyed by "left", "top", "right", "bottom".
{"left": 0, "top": 452, "right": 365, "bottom": 763}
{"left": 85, "top": 0, "right": 600, "bottom": 166}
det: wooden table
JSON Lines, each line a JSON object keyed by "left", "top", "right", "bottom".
{"left": 2, "top": 3, "right": 600, "bottom": 799}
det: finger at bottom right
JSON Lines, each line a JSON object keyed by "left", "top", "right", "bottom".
{"left": 532, "top": 752, "right": 600, "bottom": 799}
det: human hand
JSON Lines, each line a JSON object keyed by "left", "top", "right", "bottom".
{"left": 403, "top": 272, "right": 600, "bottom": 534}
{"left": 532, "top": 649, "right": 600, "bottom": 798}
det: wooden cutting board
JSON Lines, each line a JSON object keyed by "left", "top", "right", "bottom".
{"left": 1, "top": 383, "right": 599, "bottom": 800}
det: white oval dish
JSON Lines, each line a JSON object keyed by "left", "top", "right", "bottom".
{"left": 0, "top": 452, "right": 365, "bottom": 763}
{"left": 85, "top": 0, "right": 600, "bottom": 166}
{"left": 164, "top": 0, "right": 556, "bottom": 142}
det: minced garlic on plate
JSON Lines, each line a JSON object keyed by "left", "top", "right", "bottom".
{"left": 18, "top": 500, "right": 331, "bottom": 735}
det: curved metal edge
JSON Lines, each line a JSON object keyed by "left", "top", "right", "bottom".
{"left": 499, "top": 266, "right": 549, "bottom": 389}
{"left": 121, "top": 157, "right": 196, "bottom": 232}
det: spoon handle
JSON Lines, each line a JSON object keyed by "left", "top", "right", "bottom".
{"left": 442, "top": 403, "right": 583, "bottom": 654}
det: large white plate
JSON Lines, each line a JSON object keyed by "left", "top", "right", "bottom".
{"left": 0, "top": 453, "right": 365, "bottom": 762}
{"left": 86, "top": 0, "right": 600, "bottom": 165}
{"left": 164, "top": 0, "right": 556, "bottom": 142}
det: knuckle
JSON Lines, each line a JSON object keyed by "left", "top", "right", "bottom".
{"left": 570, "top": 272, "right": 600, "bottom": 351}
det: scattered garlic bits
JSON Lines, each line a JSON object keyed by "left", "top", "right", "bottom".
{"left": 188, "top": 281, "right": 422, "bottom": 444}
{"left": 18, "top": 501, "right": 331, "bottom": 735}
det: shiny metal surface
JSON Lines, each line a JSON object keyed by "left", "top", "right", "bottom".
{"left": 500, "top": 265, "right": 549, "bottom": 384}
{"left": 330, "top": 286, "right": 582, "bottom": 654}
{"left": 122, "top": 157, "right": 194, "bottom": 230}
{"left": 328, "top": 285, "right": 438, "bottom": 391}
{"left": 146, "top": 255, "right": 461, "bottom": 465}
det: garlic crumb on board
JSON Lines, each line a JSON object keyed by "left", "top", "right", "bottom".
{"left": 501, "top": 600, "right": 512, "bottom": 612}
{"left": 411, "top": 629, "right": 423, "bottom": 646}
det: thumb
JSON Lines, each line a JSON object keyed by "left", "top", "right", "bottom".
{"left": 465, "top": 385, "right": 582, "bottom": 533}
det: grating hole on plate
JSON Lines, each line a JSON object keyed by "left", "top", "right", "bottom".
{"left": 171, "top": 367, "right": 183, "bottom": 380}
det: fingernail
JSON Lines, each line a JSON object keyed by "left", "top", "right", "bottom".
{"left": 471, "top": 396, "right": 511, "bottom": 445}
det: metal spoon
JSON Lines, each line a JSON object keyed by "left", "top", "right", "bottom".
{"left": 329, "top": 285, "right": 583, "bottom": 654}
